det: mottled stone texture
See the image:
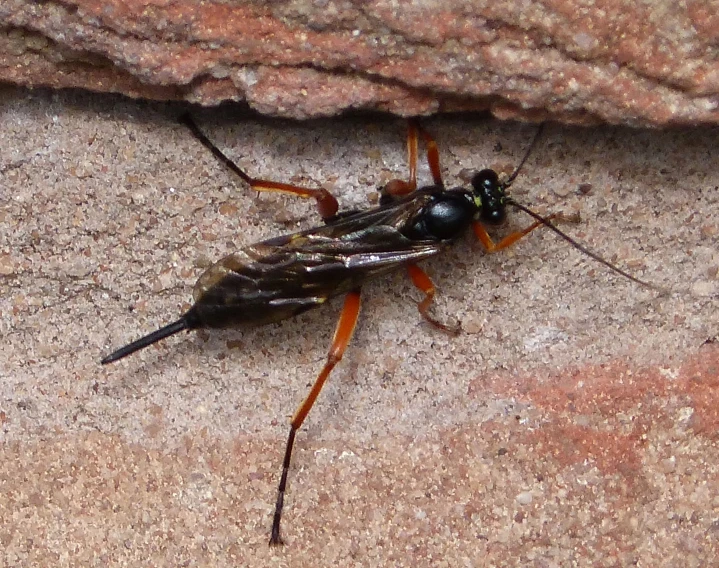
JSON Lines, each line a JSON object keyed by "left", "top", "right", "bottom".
{"left": 1, "top": 0, "right": 718, "bottom": 125}
{"left": 2, "top": 85, "right": 719, "bottom": 568}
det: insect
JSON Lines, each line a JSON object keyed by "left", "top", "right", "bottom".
{"left": 101, "top": 115, "right": 652, "bottom": 544}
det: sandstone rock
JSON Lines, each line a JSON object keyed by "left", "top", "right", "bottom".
{"left": 1, "top": 0, "right": 718, "bottom": 125}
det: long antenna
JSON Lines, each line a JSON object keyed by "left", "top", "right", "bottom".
{"left": 504, "top": 123, "right": 546, "bottom": 188}
{"left": 507, "top": 200, "right": 660, "bottom": 290}
{"left": 502, "top": 122, "right": 660, "bottom": 291}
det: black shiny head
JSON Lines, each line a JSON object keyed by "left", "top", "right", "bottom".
{"left": 467, "top": 123, "right": 657, "bottom": 290}
{"left": 471, "top": 169, "right": 507, "bottom": 225}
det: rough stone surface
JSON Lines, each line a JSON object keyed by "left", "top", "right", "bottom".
{"left": 2, "top": 87, "right": 719, "bottom": 566}
{"left": 1, "top": 0, "right": 719, "bottom": 125}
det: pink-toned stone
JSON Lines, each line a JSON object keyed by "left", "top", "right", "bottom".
{"left": 2, "top": 0, "right": 718, "bottom": 125}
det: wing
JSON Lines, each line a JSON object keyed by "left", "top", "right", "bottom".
{"left": 191, "top": 190, "right": 448, "bottom": 328}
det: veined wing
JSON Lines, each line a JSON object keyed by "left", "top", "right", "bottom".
{"left": 191, "top": 190, "right": 447, "bottom": 326}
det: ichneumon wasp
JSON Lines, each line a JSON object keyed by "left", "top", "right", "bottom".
{"left": 101, "top": 116, "right": 653, "bottom": 545}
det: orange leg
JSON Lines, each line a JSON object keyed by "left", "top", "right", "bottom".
{"left": 383, "top": 120, "right": 444, "bottom": 199}
{"left": 269, "top": 290, "right": 362, "bottom": 546}
{"left": 417, "top": 122, "right": 443, "bottom": 186}
{"left": 180, "top": 113, "right": 339, "bottom": 220}
{"left": 407, "top": 264, "right": 460, "bottom": 335}
{"left": 473, "top": 214, "right": 559, "bottom": 253}
{"left": 249, "top": 179, "right": 338, "bottom": 220}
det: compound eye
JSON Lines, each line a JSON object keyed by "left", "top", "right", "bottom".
{"left": 471, "top": 169, "right": 499, "bottom": 194}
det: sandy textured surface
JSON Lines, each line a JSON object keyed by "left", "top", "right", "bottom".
{"left": 1, "top": 88, "right": 719, "bottom": 566}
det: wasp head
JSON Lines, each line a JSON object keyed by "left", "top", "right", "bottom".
{"left": 471, "top": 169, "right": 507, "bottom": 225}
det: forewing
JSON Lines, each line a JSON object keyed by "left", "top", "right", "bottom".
{"left": 192, "top": 193, "right": 445, "bottom": 325}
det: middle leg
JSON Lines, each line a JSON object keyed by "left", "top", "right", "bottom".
{"left": 382, "top": 120, "right": 445, "bottom": 200}
{"left": 407, "top": 264, "right": 460, "bottom": 335}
